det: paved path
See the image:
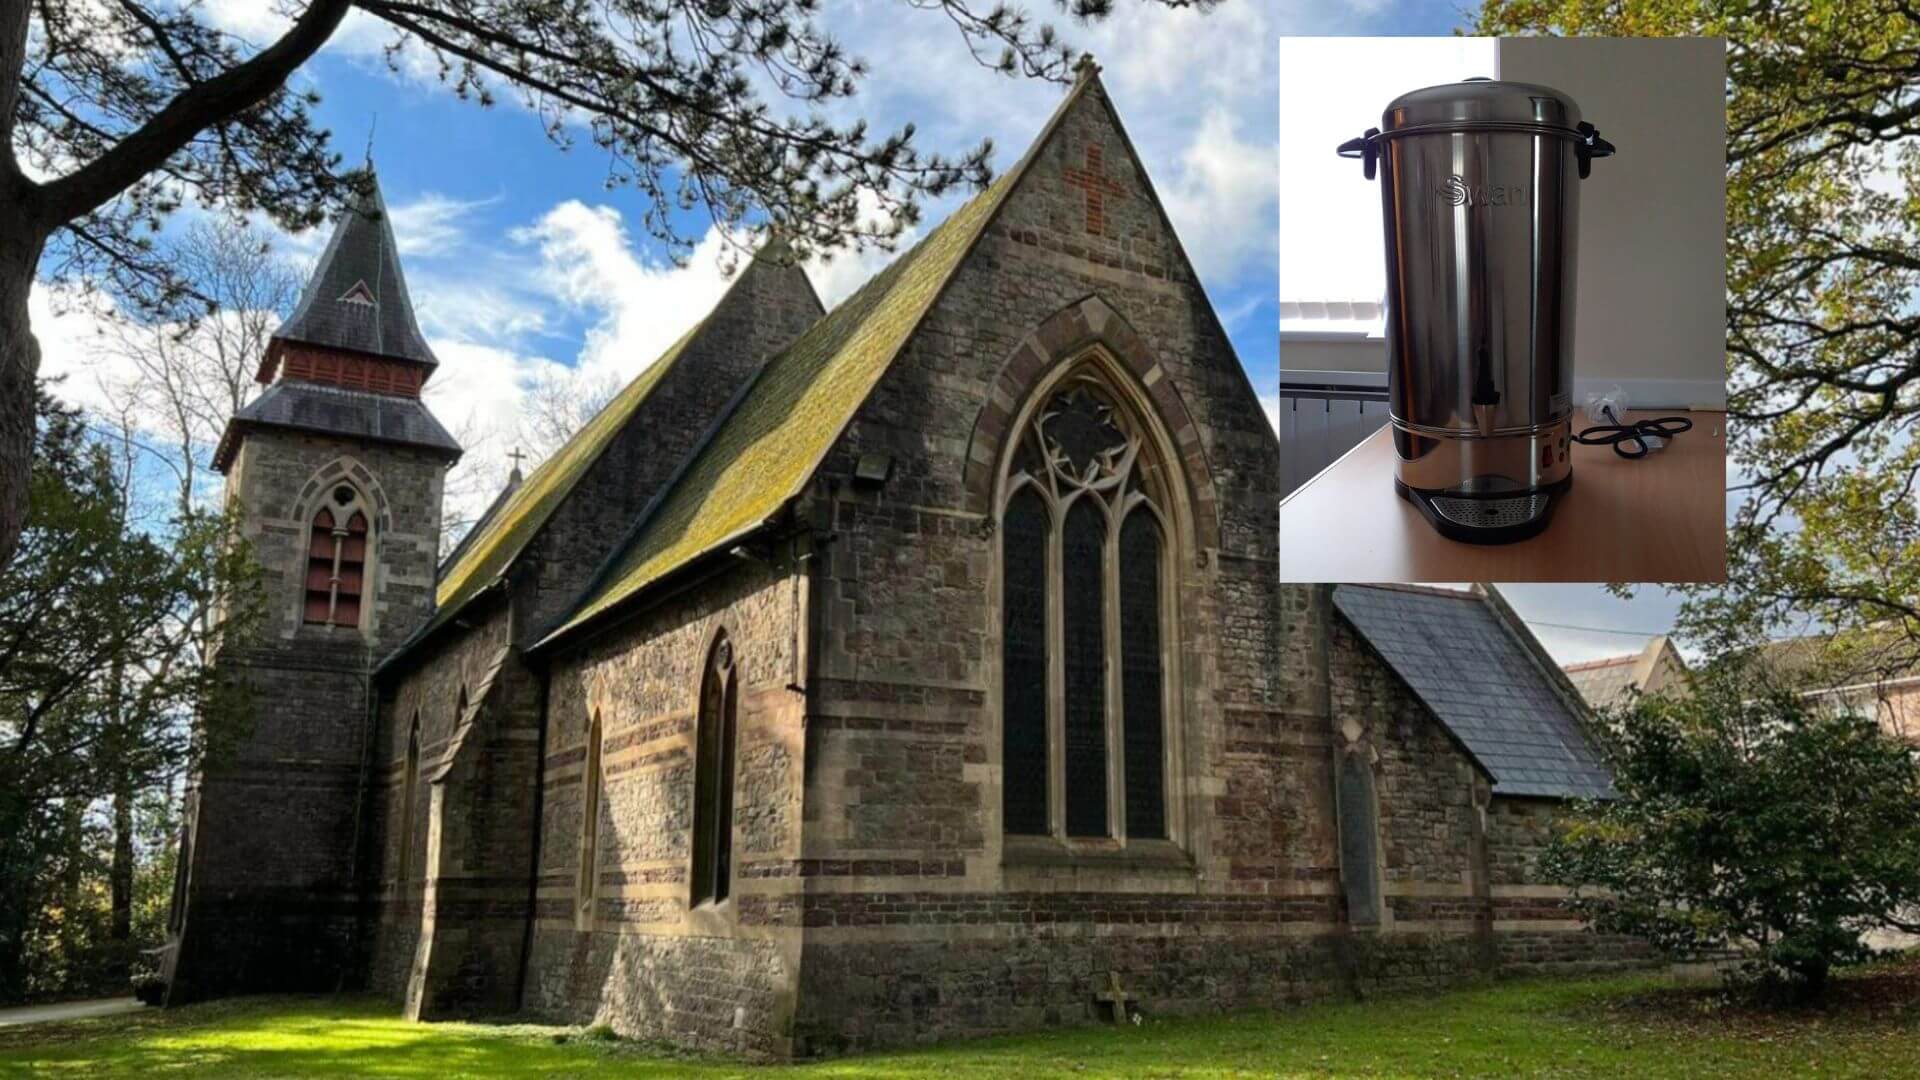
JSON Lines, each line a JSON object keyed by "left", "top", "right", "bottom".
{"left": 0, "top": 997, "right": 142, "bottom": 1027}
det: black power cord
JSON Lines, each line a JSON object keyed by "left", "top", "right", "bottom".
{"left": 1572, "top": 411, "right": 1693, "bottom": 459}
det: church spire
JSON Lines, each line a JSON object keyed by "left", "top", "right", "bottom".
{"left": 267, "top": 163, "right": 438, "bottom": 379}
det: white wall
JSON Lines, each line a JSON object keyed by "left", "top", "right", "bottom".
{"left": 1498, "top": 36, "right": 1727, "bottom": 404}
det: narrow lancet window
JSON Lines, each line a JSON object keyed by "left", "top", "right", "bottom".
{"left": 691, "top": 635, "right": 738, "bottom": 906}
{"left": 578, "top": 712, "right": 603, "bottom": 927}
{"left": 1002, "top": 488, "right": 1051, "bottom": 835}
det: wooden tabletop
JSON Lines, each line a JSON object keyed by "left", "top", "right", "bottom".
{"left": 1279, "top": 410, "right": 1727, "bottom": 583}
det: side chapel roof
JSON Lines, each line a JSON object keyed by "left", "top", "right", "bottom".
{"left": 1334, "top": 584, "right": 1616, "bottom": 800}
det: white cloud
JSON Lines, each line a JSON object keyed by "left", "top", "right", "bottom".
{"left": 27, "top": 285, "right": 126, "bottom": 416}
{"left": 387, "top": 192, "right": 497, "bottom": 256}
{"left": 1157, "top": 108, "right": 1277, "bottom": 286}
{"left": 511, "top": 202, "right": 740, "bottom": 387}
{"left": 1259, "top": 393, "right": 1280, "bottom": 438}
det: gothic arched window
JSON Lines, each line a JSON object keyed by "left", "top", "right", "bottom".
{"left": 690, "top": 633, "right": 738, "bottom": 906}
{"left": 305, "top": 484, "right": 370, "bottom": 628}
{"left": 999, "top": 375, "right": 1175, "bottom": 844}
{"left": 578, "top": 711, "right": 604, "bottom": 928}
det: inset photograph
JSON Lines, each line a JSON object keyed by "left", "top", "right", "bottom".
{"left": 1277, "top": 36, "right": 1727, "bottom": 582}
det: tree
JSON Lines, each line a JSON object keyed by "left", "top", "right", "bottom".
{"left": 0, "top": 385, "right": 262, "bottom": 1002}
{"left": 97, "top": 219, "right": 302, "bottom": 511}
{"left": 1544, "top": 666, "right": 1920, "bottom": 999}
{"left": 1471, "top": 3, "right": 1920, "bottom": 673}
{"left": 0, "top": 0, "right": 1208, "bottom": 573}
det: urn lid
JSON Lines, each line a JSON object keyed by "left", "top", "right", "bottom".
{"left": 1381, "top": 78, "right": 1582, "bottom": 135}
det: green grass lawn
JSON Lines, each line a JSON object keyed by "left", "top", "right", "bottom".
{"left": 5, "top": 961, "right": 1920, "bottom": 1078}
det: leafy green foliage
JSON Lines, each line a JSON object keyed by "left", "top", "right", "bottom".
{"left": 1471, "top": 1, "right": 1920, "bottom": 682}
{"left": 1544, "top": 670, "right": 1920, "bottom": 997}
{"left": 0, "top": 386, "right": 263, "bottom": 1003}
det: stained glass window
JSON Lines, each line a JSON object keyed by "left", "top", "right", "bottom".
{"left": 998, "top": 373, "right": 1179, "bottom": 850}
{"left": 1120, "top": 510, "right": 1165, "bottom": 840}
{"left": 1002, "top": 488, "right": 1050, "bottom": 836}
{"left": 1062, "top": 499, "right": 1108, "bottom": 837}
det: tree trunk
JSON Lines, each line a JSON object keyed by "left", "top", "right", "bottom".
{"left": 0, "top": 215, "right": 46, "bottom": 572}
{"left": 111, "top": 782, "right": 134, "bottom": 975}
{"left": 0, "top": 790, "right": 33, "bottom": 1004}
{"left": 0, "top": 0, "right": 40, "bottom": 572}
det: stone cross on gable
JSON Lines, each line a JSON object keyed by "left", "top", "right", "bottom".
{"left": 1063, "top": 142, "right": 1128, "bottom": 235}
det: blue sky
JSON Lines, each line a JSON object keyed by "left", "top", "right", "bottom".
{"left": 35, "top": 0, "right": 1280, "bottom": 531}
{"left": 27, "top": 0, "right": 1706, "bottom": 667}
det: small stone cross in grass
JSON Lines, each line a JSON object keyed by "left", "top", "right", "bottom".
{"left": 1094, "top": 971, "right": 1140, "bottom": 1025}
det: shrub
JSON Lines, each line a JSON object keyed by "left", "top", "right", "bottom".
{"left": 1546, "top": 669, "right": 1920, "bottom": 999}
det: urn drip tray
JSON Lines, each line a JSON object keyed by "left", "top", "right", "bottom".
{"left": 1396, "top": 479, "right": 1568, "bottom": 544}
{"left": 1431, "top": 493, "right": 1549, "bottom": 529}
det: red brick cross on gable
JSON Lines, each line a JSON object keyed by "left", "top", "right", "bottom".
{"left": 1062, "top": 143, "right": 1128, "bottom": 235}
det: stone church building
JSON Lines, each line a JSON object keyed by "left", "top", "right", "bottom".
{"left": 162, "top": 69, "right": 1643, "bottom": 1057}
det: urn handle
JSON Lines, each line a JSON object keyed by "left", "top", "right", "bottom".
{"left": 1336, "top": 127, "right": 1382, "bottom": 180}
{"left": 1575, "top": 121, "right": 1615, "bottom": 179}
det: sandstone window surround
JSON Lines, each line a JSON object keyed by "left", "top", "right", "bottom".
{"left": 577, "top": 711, "right": 603, "bottom": 930}
{"left": 996, "top": 357, "right": 1188, "bottom": 864}
{"left": 303, "top": 483, "right": 372, "bottom": 630}
{"left": 690, "top": 632, "right": 739, "bottom": 907}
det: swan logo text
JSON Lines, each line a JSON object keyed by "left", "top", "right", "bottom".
{"left": 1438, "top": 175, "right": 1529, "bottom": 207}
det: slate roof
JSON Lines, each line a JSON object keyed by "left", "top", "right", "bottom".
{"left": 424, "top": 318, "right": 709, "bottom": 637}
{"left": 1562, "top": 654, "right": 1641, "bottom": 712}
{"left": 437, "top": 465, "right": 524, "bottom": 582}
{"left": 271, "top": 167, "right": 438, "bottom": 369}
{"left": 539, "top": 74, "right": 1098, "bottom": 646}
{"left": 1333, "top": 585, "right": 1615, "bottom": 799}
{"left": 218, "top": 381, "right": 461, "bottom": 468}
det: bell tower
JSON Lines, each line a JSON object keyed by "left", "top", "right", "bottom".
{"left": 163, "top": 165, "right": 460, "bottom": 1002}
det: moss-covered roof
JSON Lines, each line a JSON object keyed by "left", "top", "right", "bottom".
{"left": 541, "top": 80, "right": 1092, "bottom": 646}
{"left": 425, "top": 320, "right": 706, "bottom": 635}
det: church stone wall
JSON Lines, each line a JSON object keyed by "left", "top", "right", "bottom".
{"left": 1487, "top": 797, "right": 1656, "bottom": 973}
{"left": 227, "top": 432, "right": 445, "bottom": 656}
{"left": 366, "top": 600, "right": 522, "bottom": 1008}
{"left": 166, "top": 433, "right": 447, "bottom": 1003}
{"left": 783, "top": 80, "right": 1315, "bottom": 1053}
{"left": 523, "top": 558, "right": 807, "bottom": 1059}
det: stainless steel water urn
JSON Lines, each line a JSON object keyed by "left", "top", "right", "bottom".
{"left": 1338, "top": 78, "right": 1614, "bottom": 543}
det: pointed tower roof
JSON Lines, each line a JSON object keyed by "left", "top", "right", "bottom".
{"left": 271, "top": 166, "right": 438, "bottom": 371}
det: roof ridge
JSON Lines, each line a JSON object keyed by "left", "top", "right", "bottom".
{"left": 536, "top": 74, "right": 1104, "bottom": 648}
{"left": 1344, "top": 582, "right": 1478, "bottom": 600}
{"left": 415, "top": 316, "right": 712, "bottom": 640}
{"left": 1562, "top": 654, "right": 1639, "bottom": 671}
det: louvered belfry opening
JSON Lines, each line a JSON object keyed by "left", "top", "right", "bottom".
{"left": 997, "top": 364, "right": 1177, "bottom": 846}
{"left": 305, "top": 487, "right": 370, "bottom": 629}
